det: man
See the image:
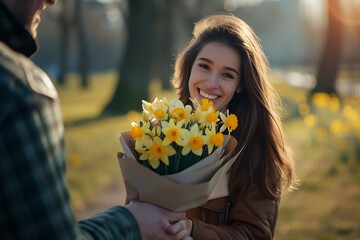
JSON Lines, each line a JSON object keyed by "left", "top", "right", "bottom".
{"left": 0, "top": 0, "right": 188, "bottom": 239}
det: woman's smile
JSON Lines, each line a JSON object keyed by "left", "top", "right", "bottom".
{"left": 199, "top": 89, "right": 219, "bottom": 100}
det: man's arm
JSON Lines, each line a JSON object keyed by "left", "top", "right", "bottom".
{"left": 0, "top": 69, "right": 140, "bottom": 239}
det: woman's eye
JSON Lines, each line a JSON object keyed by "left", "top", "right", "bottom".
{"left": 199, "top": 64, "right": 209, "bottom": 70}
{"left": 223, "top": 73, "right": 234, "bottom": 79}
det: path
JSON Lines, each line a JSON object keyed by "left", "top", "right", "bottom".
{"left": 74, "top": 181, "right": 127, "bottom": 220}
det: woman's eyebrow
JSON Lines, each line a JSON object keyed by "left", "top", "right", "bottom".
{"left": 197, "top": 57, "right": 213, "bottom": 64}
{"left": 224, "top": 66, "right": 240, "bottom": 77}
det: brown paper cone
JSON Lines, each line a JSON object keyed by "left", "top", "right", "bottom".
{"left": 118, "top": 132, "right": 241, "bottom": 211}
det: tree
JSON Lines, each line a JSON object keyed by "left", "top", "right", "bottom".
{"left": 57, "top": 0, "right": 89, "bottom": 88}
{"left": 75, "top": 0, "right": 89, "bottom": 88}
{"left": 311, "top": 0, "right": 344, "bottom": 95}
{"left": 152, "top": 0, "right": 175, "bottom": 90}
{"left": 102, "top": 0, "right": 163, "bottom": 115}
{"left": 57, "top": 0, "right": 71, "bottom": 85}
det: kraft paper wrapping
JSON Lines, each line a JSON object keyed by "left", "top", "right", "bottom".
{"left": 118, "top": 132, "right": 241, "bottom": 211}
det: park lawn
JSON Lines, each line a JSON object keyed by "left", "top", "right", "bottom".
{"left": 57, "top": 73, "right": 359, "bottom": 239}
{"left": 276, "top": 119, "right": 360, "bottom": 240}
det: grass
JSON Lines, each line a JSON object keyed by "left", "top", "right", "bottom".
{"left": 57, "top": 73, "right": 130, "bottom": 209}
{"left": 57, "top": 72, "right": 360, "bottom": 239}
{"left": 275, "top": 120, "right": 360, "bottom": 240}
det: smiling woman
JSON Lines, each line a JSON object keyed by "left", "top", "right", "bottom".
{"left": 170, "top": 13, "right": 296, "bottom": 240}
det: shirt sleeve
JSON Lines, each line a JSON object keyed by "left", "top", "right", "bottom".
{"left": 0, "top": 68, "right": 141, "bottom": 239}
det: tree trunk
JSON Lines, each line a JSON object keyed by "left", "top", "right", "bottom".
{"left": 75, "top": 0, "right": 89, "bottom": 88}
{"left": 311, "top": 0, "right": 343, "bottom": 95}
{"left": 57, "top": 0, "right": 70, "bottom": 85}
{"left": 102, "top": 0, "right": 159, "bottom": 115}
{"left": 154, "top": 0, "right": 174, "bottom": 89}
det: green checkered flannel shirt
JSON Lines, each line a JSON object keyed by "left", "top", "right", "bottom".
{"left": 0, "top": 3, "right": 140, "bottom": 239}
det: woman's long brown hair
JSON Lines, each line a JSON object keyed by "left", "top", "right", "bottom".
{"left": 172, "top": 14, "right": 295, "bottom": 200}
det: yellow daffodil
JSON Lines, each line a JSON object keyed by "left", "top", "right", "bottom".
{"left": 171, "top": 107, "right": 187, "bottom": 121}
{"left": 181, "top": 124, "right": 207, "bottom": 156}
{"left": 312, "top": 92, "right": 330, "bottom": 109}
{"left": 205, "top": 111, "right": 219, "bottom": 126}
{"left": 130, "top": 123, "right": 143, "bottom": 140}
{"left": 200, "top": 98, "right": 215, "bottom": 112}
{"left": 153, "top": 108, "right": 167, "bottom": 120}
{"left": 190, "top": 98, "right": 215, "bottom": 112}
{"left": 142, "top": 97, "right": 170, "bottom": 121}
{"left": 152, "top": 98, "right": 169, "bottom": 121}
{"left": 138, "top": 136, "right": 176, "bottom": 169}
{"left": 130, "top": 122, "right": 151, "bottom": 148}
{"left": 219, "top": 110, "right": 238, "bottom": 133}
{"left": 169, "top": 98, "right": 192, "bottom": 123}
{"left": 161, "top": 119, "right": 187, "bottom": 146}
{"left": 193, "top": 107, "right": 219, "bottom": 129}
{"left": 205, "top": 125, "right": 224, "bottom": 154}
{"left": 142, "top": 99, "right": 154, "bottom": 119}
{"left": 151, "top": 97, "right": 170, "bottom": 112}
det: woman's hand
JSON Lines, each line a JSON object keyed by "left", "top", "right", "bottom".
{"left": 167, "top": 218, "right": 193, "bottom": 240}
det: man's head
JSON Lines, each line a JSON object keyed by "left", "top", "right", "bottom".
{"left": 1, "top": 0, "right": 57, "bottom": 38}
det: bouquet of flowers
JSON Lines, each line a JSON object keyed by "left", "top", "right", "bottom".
{"left": 118, "top": 97, "right": 242, "bottom": 211}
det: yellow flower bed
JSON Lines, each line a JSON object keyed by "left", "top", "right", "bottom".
{"left": 300, "top": 93, "right": 360, "bottom": 163}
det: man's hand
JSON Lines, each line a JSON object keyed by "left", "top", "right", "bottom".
{"left": 126, "top": 201, "right": 187, "bottom": 240}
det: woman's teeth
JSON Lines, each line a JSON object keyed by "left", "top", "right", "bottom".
{"left": 200, "top": 90, "right": 218, "bottom": 100}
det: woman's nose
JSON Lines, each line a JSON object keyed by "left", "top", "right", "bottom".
{"left": 205, "top": 73, "right": 219, "bottom": 88}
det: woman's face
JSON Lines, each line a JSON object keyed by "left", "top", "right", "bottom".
{"left": 188, "top": 42, "right": 241, "bottom": 112}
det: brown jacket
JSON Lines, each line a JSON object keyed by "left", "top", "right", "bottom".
{"left": 186, "top": 184, "right": 279, "bottom": 240}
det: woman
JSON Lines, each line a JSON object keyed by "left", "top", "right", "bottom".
{"left": 168, "top": 14, "right": 296, "bottom": 239}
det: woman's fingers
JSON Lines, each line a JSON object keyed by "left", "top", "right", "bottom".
{"left": 167, "top": 220, "right": 186, "bottom": 235}
{"left": 167, "top": 218, "right": 193, "bottom": 240}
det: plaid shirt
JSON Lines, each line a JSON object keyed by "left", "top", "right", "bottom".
{"left": 0, "top": 3, "right": 140, "bottom": 240}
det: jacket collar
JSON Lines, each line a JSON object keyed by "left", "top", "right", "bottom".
{"left": 0, "top": 2, "right": 37, "bottom": 57}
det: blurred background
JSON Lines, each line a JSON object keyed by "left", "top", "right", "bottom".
{"left": 33, "top": 0, "right": 359, "bottom": 239}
